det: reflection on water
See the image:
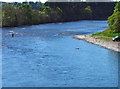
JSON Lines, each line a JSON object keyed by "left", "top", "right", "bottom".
{"left": 2, "top": 20, "right": 119, "bottom": 87}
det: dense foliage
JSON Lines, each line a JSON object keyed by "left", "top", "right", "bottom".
{"left": 45, "top": 2, "right": 116, "bottom": 21}
{"left": 2, "top": 2, "right": 116, "bottom": 27}
{"left": 2, "top": 3, "right": 63, "bottom": 27}
{"left": 107, "top": 1, "right": 120, "bottom": 33}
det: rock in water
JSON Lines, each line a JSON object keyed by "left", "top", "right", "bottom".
{"left": 76, "top": 48, "right": 79, "bottom": 50}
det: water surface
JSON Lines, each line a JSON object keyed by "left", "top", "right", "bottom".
{"left": 2, "top": 20, "right": 118, "bottom": 87}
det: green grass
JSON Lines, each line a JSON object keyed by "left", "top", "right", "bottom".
{"left": 91, "top": 28, "right": 120, "bottom": 37}
{"left": 102, "top": 33, "right": 120, "bottom": 37}
{"left": 91, "top": 32, "right": 102, "bottom": 37}
{"left": 91, "top": 28, "right": 120, "bottom": 41}
{"left": 95, "top": 37, "right": 112, "bottom": 41}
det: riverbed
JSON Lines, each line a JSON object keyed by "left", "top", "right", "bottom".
{"left": 2, "top": 20, "right": 119, "bottom": 87}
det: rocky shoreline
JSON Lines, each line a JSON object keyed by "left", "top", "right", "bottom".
{"left": 73, "top": 34, "right": 120, "bottom": 52}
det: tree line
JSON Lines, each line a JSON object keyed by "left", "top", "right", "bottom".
{"left": 45, "top": 2, "right": 116, "bottom": 21}
{"left": 2, "top": 2, "right": 63, "bottom": 27}
{"left": 2, "top": 2, "right": 117, "bottom": 27}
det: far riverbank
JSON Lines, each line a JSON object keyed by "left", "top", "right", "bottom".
{"left": 2, "top": 19, "right": 107, "bottom": 28}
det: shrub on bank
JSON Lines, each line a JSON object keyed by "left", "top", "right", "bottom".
{"left": 107, "top": 1, "right": 120, "bottom": 33}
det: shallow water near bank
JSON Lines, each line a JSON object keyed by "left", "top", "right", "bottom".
{"left": 2, "top": 20, "right": 119, "bottom": 87}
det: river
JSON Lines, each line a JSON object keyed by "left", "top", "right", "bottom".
{"left": 2, "top": 20, "right": 119, "bottom": 87}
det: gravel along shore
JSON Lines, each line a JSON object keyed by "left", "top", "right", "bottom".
{"left": 73, "top": 34, "right": 120, "bottom": 52}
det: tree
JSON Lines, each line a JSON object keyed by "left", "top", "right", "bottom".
{"left": 2, "top": 4, "right": 17, "bottom": 27}
{"left": 16, "top": 4, "right": 34, "bottom": 26}
{"left": 107, "top": 1, "right": 120, "bottom": 33}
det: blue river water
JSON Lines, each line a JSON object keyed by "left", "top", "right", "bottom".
{"left": 2, "top": 20, "right": 119, "bottom": 87}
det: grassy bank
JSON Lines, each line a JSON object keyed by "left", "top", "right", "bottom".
{"left": 91, "top": 28, "right": 120, "bottom": 41}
